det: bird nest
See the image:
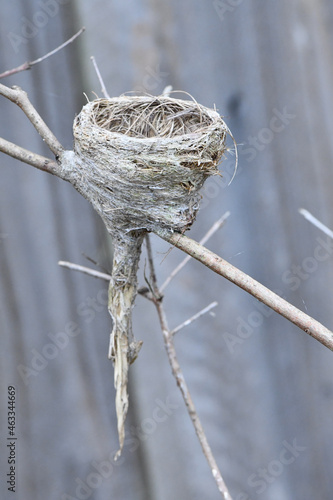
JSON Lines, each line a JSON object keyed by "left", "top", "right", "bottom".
{"left": 92, "top": 95, "right": 216, "bottom": 138}
{"left": 72, "top": 94, "right": 230, "bottom": 236}
{"left": 66, "top": 92, "right": 234, "bottom": 457}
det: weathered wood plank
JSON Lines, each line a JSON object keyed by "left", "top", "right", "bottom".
{"left": 2, "top": 1, "right": 333, "bottom": 499}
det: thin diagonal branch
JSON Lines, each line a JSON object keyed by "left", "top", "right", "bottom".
{"left": 155, "top": 229, "right": 333, "bottom": 351}
{"left": 299, "top": 208, "right": 333, "bottom": 239}
{"left": 145, "top": 234, "right": 232, "bottom": 500}
{"left": 171, "top": 301, "right": 218, "bottom": 335}
{"left": 0, "top": 30, "right": 85, "bottom": 176}
{"left": 57, "top": 260, "right": 154, "bottom": 299}
{"left": 0, "top": 27, "right": 85, "bottom": 79}
{"left": 91, "top": 56, "right": 110, "bottom": 99}
{"left": 0, "top": 136, "right": 60, "bottom": 174}
{"left": 58, "top": 261, "right": 112, "bottom": 281}
{"left": 160, "top": 211, "right": 230, "bottom": 292}
{"left": 0, "top": 83, "right": 64, "bottom": 157}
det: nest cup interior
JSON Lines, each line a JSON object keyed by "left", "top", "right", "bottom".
{"left": 70, "top": 94, "right": 231, "bottom": 234}
{"left": 91, "top": 96, "right": 215, "bottom": 139}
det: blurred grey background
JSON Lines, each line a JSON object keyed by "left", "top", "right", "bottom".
{"left": 1, "top": 1, "right": 333, "bottom": 499}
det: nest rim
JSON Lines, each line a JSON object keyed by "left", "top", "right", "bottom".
{"left": 79, "top": 94, "right": 226, "bottom": 143}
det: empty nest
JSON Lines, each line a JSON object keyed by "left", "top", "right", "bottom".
{"left": 91, "top": 95, "right": 215, "bottom": 139}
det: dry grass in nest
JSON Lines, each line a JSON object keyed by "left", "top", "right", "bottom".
{"left": 72, "top": 93, "right": 233, "bottom": 235}
{"left": 91, "top": 95, "right": 215, "bottom": 139}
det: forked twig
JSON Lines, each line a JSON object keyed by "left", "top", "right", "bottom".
{"left": 0, "top": 83, "right": 64, "bottom": 158}
{"left": 145, "top": 234, "right": 232, "bottom": 500}
{"left": 0, "top": 28, "right": 85, "bottom": 80}
{"left": 0, "top": 28, "right": 86, "bottom": 170}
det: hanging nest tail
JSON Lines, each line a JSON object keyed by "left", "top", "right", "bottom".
{"left": 64, "top": 93, "right": 232, "bottom": 457}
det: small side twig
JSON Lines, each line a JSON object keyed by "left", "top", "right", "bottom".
{"left": 171, "top": 301, "right": 218, "bottom": 335}
{"left": 299, "top": 208, "right": 333, "bottom": 239}
{"left": 58, "top": 260, "right": 112, "bottom": 281}
{"left": 0, "top": 27, "right": 85, "bottom": 79}
{"left": 160, "top": 211, "right": 230, "bottom": 292}
{"left": 155, "top": 229, "right": 333, "bottom": 351}
{"left": 145, "top": 234, "right": 232, "bottom": 500}
{"left": 90, "top": 56, "right": 110, "bottom": 99}
{"left": 0, "top": 30, "right": 85, "bottom": 162}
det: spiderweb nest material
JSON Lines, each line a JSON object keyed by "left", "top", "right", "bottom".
{"left": 69, "top": 93, "right": 231, "bottom": 457}
{"left": 73, "top": 95, "right": 229, "bottom": 235}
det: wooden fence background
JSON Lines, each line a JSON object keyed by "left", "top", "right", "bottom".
{"left": 1, "top": 1, "right": 333, "bottom": 499}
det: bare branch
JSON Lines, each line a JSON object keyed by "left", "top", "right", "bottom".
{"left": 0, "top": 83, "right": 64, "bottom": 157}
{"left": 299, "top": 208, "right": 333, "bottom": 239}
{"left": 160, "top": 211, "right": 230, "bottom": 292}
{"left": 58, "top": 261, "right": 153, "bottom": 302}
{"left": 156, "top": 229, "right": 333, "bottom": 351}
{"left": 58, "top": 261, "right": 112, "bottom": 281}
{"left": 0, "top": 30, "right": 85, "bottom": 175}
{"left": 145, "top": 235, "right": 232, "bottom": 499}
{"left": 171, "top": 301, "right": 218, "bottom": 335}
{"left": 90, "top": 56, "right": 110, "bottom": 99}
{"left": 0, "top": 28, "right": 85, "bottom": 80}
{"left": 0, "top": 136, "right": 60, "bottom": 174}
{"left": 145, "top": 234, "right": 161, "bottom": 297}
